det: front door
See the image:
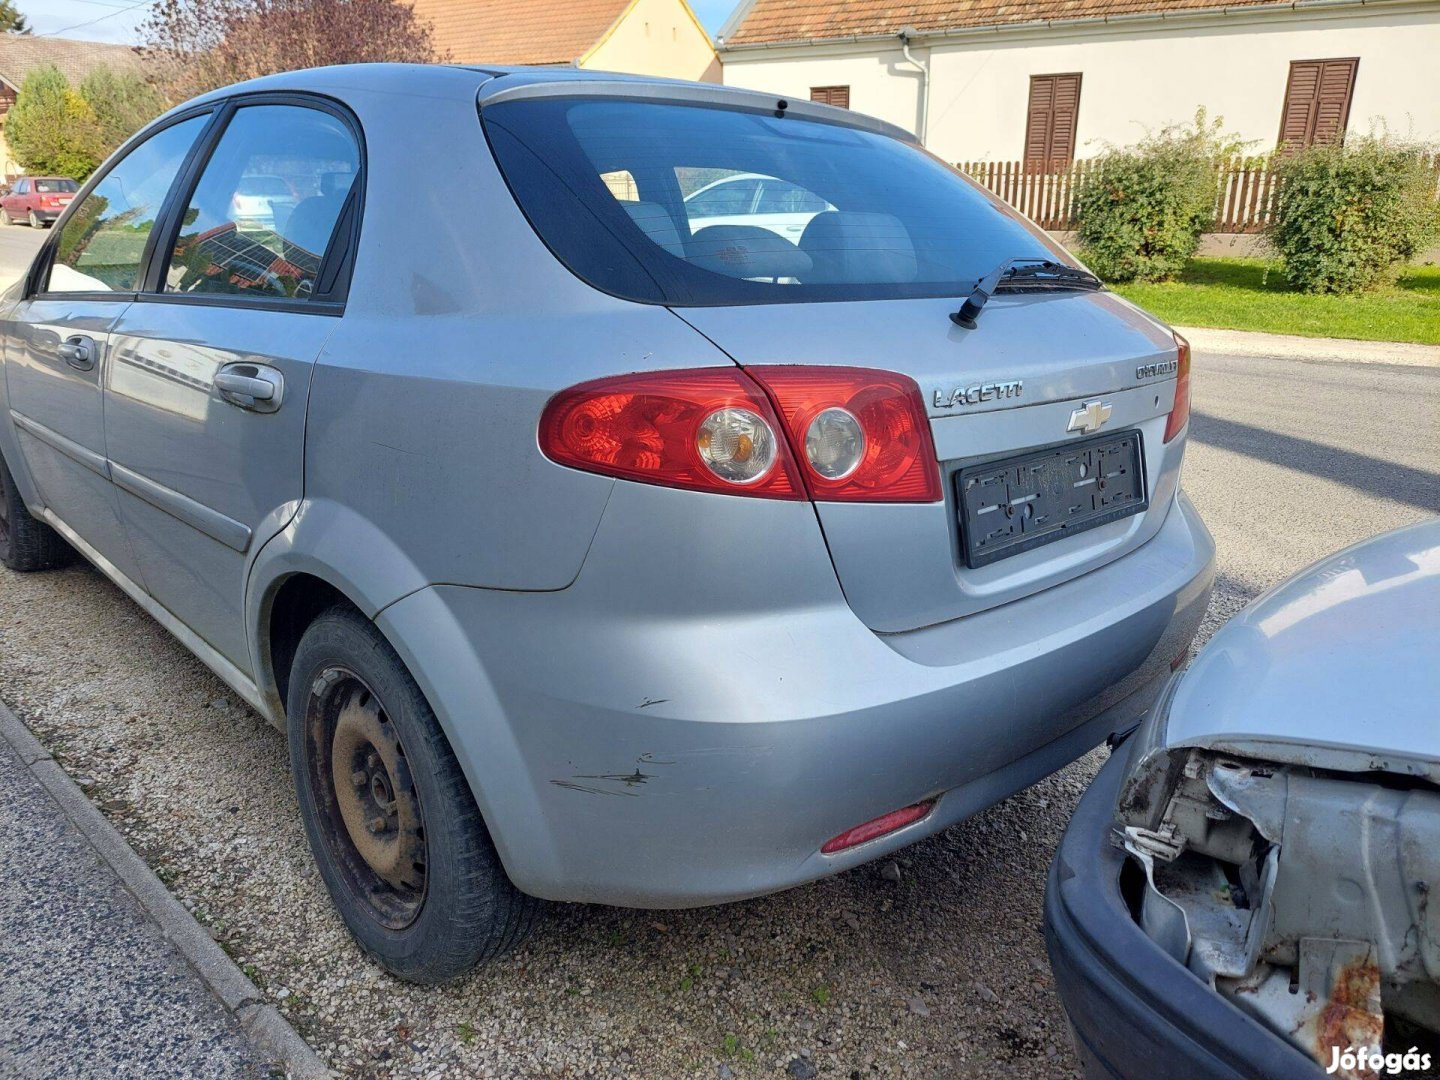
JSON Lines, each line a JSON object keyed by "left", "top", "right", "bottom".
{"left": 2, "top": 114, "right": 212, "bottom": 586}
{"left": 104, "top": 100, "right": 362, "bottom": 670}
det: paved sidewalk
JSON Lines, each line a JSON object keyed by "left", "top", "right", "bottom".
{"left": 0, "top": 705, "right": 323, "bottom": 1080}
{"left": 1177, "top": 325, "right": 1440, "bottom": 367}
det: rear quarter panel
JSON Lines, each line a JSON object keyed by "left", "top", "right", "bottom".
{"left": 252, "top": 70, "right": 740, "bottom": 615}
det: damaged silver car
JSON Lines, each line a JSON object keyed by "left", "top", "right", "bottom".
{"left": 1045, "top": 519, "right": 1439, "bottom": 1080}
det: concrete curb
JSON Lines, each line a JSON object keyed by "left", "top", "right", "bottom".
{"left": 1176, "top": 325, "right": 1440, "bottom": 367}
{"left": 0, "top": 699, "right": 331, "bottom": 1080}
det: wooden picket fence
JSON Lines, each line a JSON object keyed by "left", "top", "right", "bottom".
{"left": 956, "top": 154, "right": 1440, "bottom": 233}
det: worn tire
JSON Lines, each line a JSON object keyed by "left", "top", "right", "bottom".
{"left": 0, "top": 209, "right": 10, "bottom": 226}
{"left": 287, "top": 605, "right": 544, "bottom": 983}
{"left": 0, "top": 451, "right": 74, "bottom": 572}
{"left": 27, "top": 210, "right": 40, "bottom": 228}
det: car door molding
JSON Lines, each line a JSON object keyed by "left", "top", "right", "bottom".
{"left": 109, "top": 461, "right": 253, "bottom": 553}
{"left": 8, "top": 409, "right": 109, "bottom": 478}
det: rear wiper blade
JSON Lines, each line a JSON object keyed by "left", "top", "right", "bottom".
{"left": 995, "top": 261, "right": 1103, "bottom": 291}
{"left": 951, "top": 257, "right": 1102, "bottom": 328}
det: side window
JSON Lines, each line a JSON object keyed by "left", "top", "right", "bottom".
{"left": 46, "top": 115, "right": 209, "bottom": 294}
{"left": 684, "top": 176, "right": 759, "bottom": 220}
{"left": 14, "top": 180, "right": 27, "bottom": 195}
{"left": 165, "top": 104, "right": 359, "bottom": 302}
{"left": 755, "top": 179, "right": 828, "bottom": 215}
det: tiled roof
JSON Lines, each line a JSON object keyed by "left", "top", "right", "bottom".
{"left": 0, "top": 34, "right": 143, "bottom": 89}
{"left": 721, "top": 0, "right": 1290, "bottom": 45}
{"left": 408, "top": 0, "right": 633, "bottom": 65}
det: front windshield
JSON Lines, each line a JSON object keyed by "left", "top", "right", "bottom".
{"left": 482, "top": 97, "right": 1066, "bottom": 306}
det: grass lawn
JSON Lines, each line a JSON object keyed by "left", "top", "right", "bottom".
{"left": 1110, "top": 257, "right": 1440, "bottom": 346}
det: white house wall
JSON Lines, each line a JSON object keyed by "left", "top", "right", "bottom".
{"left": 720, "top": 2, "right": 1440, "bottom": 161}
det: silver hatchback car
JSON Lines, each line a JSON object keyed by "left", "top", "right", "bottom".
{"left": 0, "top": 65, "right": 1213, "bottom": 982}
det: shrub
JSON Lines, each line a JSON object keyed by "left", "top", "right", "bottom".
{"left": 1267, "top": 137, "right": 1440, "bottom": 294}
{"left": 6, "top": 66, "right": 105, "bottom": 181}
{"left": 1074, "top": 111, "right": 1244, "bottom": 283}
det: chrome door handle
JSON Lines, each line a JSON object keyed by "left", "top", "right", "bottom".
{"left": 214, "top": 363, "right": 284, "bottom": 413}
{"left": 58, "top": 336, "right": 96, "bottom": 371}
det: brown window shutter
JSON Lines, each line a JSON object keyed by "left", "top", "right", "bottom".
{"left": 810, "top": 85, "right": 850, "bottom": 109}
{"left": 1278, "top": 58, "right": 1357, "bottom": 149}
{"left": 1024, "top": 73, "right": 1081, "bottom": 165}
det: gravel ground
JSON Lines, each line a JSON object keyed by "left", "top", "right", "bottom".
{"left": 1, "top": 349, "right": 1434, "bottom": 1079}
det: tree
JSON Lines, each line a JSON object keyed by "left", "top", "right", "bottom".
{"left": 79, "top": 63, "right": 165, "bottom": 155}
{"left": 6, "top": 66, "right": 105, "bottom": 181}
{"left": 142, "top": 0, "right": 446, "bottom": 103}
{"left": 0, "top": 1, "right": 30, "bottom": 34}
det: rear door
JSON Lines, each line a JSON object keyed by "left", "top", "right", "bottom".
{"left": 3, "top": 113, "right": 212, "bottom": 585}
{"left": 104, "top": 97, "right": 362, "bottom": 670}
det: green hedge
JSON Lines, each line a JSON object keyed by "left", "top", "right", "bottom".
{"left": 1074, "top": 112, "right": 1245, "bottom": 284}
{"left": 1267, "top": 138, "right": 1440, "bottom": 294}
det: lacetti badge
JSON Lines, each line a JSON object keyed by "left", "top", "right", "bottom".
{"left": 933, "top": 381, "right": 1023, "bottom": 408}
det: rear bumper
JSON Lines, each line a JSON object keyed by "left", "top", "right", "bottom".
{"left": 380, "top": 489, "right": 1214, "bottom": 908}
{"left": 1044, "top": 741, "right": 1324, "bottom": 1080}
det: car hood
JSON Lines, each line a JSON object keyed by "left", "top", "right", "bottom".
{"left": 1159, "top": 518, "right": 1440, "bottom": 782}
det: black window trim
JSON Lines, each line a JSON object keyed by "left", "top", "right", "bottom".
{"left": 29, "top": 90, "right": 367, "bottom": 318}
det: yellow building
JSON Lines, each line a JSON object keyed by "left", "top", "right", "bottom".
{"left": 410, "top": 0, "right": 721, "bottom": 82}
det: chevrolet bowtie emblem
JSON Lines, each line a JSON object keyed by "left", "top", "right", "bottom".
{"left": 1067, "top": 400, "right": 1112, "bottom": 435}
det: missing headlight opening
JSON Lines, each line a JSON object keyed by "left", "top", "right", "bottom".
{"left": 1114, "top": 748, "right": 1440, "bottom": 1080}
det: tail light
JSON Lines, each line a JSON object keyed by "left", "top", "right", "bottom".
{"left": 750, "top": 367, "right": 941, "bottom": 503}
{"left": 538, "top": 368, "right": 804, "bottom": 499}
{"left": 1163, "top": 332, "right": 1191, "bottom": 443}
{"left": 539, "top": 367, "right": 941, "bottom": 503}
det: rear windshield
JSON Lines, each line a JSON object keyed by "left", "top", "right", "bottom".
{"left": 482, "top": 97, "right": 1064, "bottom": 307}
{"left": 36, "top": 179, "right": 78, "bottom": 193}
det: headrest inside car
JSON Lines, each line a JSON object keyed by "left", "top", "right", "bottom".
{"left": 687, "top": 225, "right": 813, "bottom": 281}
{"left": 622, "top": 201, "right": 685, "bottom": 258}
{"left": 799, "top": 212, "right": 918, "bottom": 284}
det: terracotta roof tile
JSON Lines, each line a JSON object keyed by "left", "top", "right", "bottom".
{"left": 0, "top": 34, "right": 143, "bottom": 89}
{"left": 409, "top": 0, "right": 633, "bottom": 65}
{"left": 723, "top": 0, "right": 1288, "bottom": 45}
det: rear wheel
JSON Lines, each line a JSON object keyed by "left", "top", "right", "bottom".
{"left": 27, "top": 210, "right": 41, "bottom": 228}
{"left": 287, "top": 605, "right": 543, "bottom": 983}
{"left": 0, "top": 452, "right": 74, "bottom": 572}
{"left": 0, "top": 209, "right": 10, "bottom": 226}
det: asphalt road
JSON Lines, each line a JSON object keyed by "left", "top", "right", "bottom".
{"left": 0, "top": 219, "right": 45, "bottom": 285}
{"left": 0, "top": 730, "right": 270, "bottom": 1080}
{"left": 0, "top": 224, "right": 1435, "bottom": 1077}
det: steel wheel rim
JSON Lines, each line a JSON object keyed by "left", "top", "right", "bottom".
{"left": 304, "top": 667, "right": 428, "bottom": 930}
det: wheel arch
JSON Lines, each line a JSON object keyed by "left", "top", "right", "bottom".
{"left": 245, "top": 496, "right": 433, "bottom": 726}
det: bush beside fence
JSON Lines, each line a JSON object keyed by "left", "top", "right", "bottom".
{"left": 956, "top": 154, "right": 1440, "bottom": 234}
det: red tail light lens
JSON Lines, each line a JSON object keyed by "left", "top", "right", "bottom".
{"left": 821, "top": 800, "right": 935, "bottom": 855}
{"left": 749, "top": 367, "right": 942, "bottom": 503}
{"left": 1163, "top": 332, "right": 1191, "bottom": 443}
{"left": 538, "top": 368, "right": 805, "bottom": 499}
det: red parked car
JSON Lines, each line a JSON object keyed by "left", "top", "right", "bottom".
{"left": 0, "top": 176, "right": 78, "bottom": 227}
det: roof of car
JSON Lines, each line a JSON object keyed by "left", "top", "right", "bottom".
{"left": 163, "top": 63, "right": 917, "bottom": 145}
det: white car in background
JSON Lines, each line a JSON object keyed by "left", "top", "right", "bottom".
{"left": 231, "top": 173, "right": 299, "bottom": 232}
{"left": 683, "top": 172, "right": 833, "bottom": 243}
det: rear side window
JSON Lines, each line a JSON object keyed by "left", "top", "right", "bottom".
{"left": 164, "top": 104, "right": 359, "bottom": 302}
{"left": 45, "top": 114, "right": 208, "bottom": 294}
{"left": 482, "top": 97, "right": 1061, "bottom": 306}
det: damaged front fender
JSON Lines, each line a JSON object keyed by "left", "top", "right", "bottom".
{"left": 1116, "top": 748, "right": 1440, "bottom": 1079}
